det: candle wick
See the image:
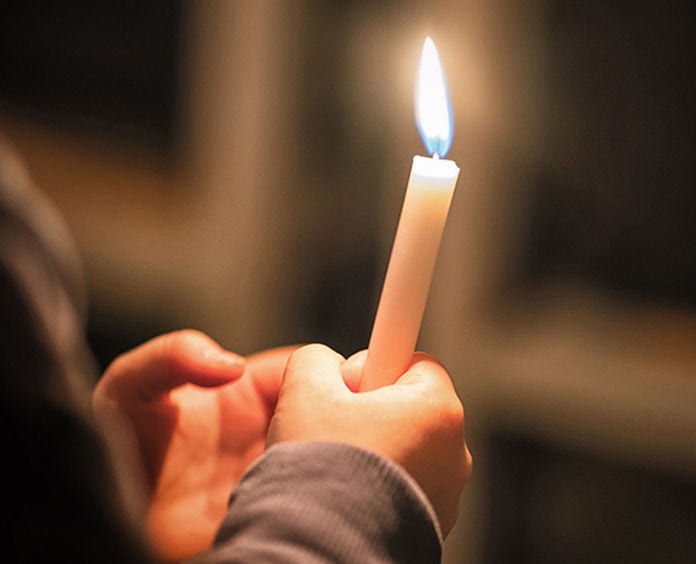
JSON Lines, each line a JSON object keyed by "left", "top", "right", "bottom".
{"left": 433, "top": 152, "right": 440, "bottom": 160}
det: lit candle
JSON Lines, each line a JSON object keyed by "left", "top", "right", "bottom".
{"left": 360, "top": 36, "right": 460, "bottom": 391}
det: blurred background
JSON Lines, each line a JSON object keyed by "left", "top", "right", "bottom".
{"left": 0, "top": 1, "right": 694, "bottom": 562}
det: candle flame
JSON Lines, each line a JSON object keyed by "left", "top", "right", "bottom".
{"left": 415, "top": 36, "right": 453, "bottom": 158}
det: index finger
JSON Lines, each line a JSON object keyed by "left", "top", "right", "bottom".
{"left": 97, "top": 330, "right": 246, "bottom": 402}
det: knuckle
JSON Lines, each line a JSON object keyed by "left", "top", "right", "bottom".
{"left": 163, "top": 329, "right": 203, "bottom": 350}
{"left": 411, "top": 351, "right": 435, "bottom": 365}
{"left": 442, "top": 395, "right": 465, "bottom": 428}
{"left": 301, "top": 343, "right": 331, "bottom": 354}
{"left": 462, "top": 446, "right": 473, "bottom": 485}
{"left": 412, "top": 352, "right": 448, "bottom": 376}
{"left": 292, "top": 343, "right": 341, "bottom": 364}
{"left": 300, "top": 343, "right": 333, "bottom": 354}
{"left": 95, "top": 353, "right": 133, "bottom": 400}
{"left": 449, "top": 447, "right": 472, "bottom": 500}
{"left": 103, "top": 352, "right": 126, "bottom": 377}
{"left": 100, "top": 352, "right": 133, "bottom": 389}
{"left": 159, "top": 329, "right": 208, "bottom": 361}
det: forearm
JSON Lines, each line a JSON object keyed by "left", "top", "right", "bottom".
{"left": 191, "top": 442, "right": 441, "bottom": 564}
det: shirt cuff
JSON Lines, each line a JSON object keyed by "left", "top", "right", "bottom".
{"left": 204, "top": 441, "right": 442, "bottom": 563}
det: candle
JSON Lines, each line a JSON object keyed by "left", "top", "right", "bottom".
{"left": 360, "top": 36, "right": 460, "bottom": 392}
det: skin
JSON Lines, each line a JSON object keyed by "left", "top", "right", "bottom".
{"left": 94, "top": 330, "right": 296, "bottom": 562}
{"left": 95, "top": 333, "right": 472, "bottom": 560}
{"left": 268, "top": 344, "right": 473, "bottom": 536}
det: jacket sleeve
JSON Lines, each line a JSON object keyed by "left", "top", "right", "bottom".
{"left": 192, "top": 441, "right": 442, "bottom": 564}
{"left": 0, "top": 138, "right": 152, "bottom": 563}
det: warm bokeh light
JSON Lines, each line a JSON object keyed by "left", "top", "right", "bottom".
{"left": 2, "top": 5, "right": 694, "bottom": 563}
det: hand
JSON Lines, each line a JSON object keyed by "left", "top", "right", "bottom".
{"left": 93, "top": 330, "right": 295, "bottom": 562}
{"left": 267, "top": 344, "right": 473, "bottom": 536}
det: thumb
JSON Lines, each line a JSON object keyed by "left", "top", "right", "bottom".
{"left": 282, "top": 344, "right": 346, "bottom": 396}
{"left": 341, "top": 349, "right": 368, "bottom": 392}
{"left": 393, "top": 352, "right": 454, "bottom": 392}
{"left": 98, "top": 330, "right": 246, "bottom": 402}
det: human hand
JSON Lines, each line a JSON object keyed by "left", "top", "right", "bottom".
{"left": 267, "top": 344, "right": 472, "bottom": 536}
{"left": 93, "top": 330, "right": 295, "bottom": 562}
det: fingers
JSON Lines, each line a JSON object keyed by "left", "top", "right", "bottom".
{"left": 394, "top": 352, "right": 456, "bottom": 393}
{"left": 282, "top": 344, "right": 346, "bottom": 395}
{"left": 99, "top": 330, "right": 246, "bottom": 402}
{"left": 391, "top": 352, "right": 467, "bottom": 456}
{"left": 341, "top": 349, "right": 368, "bottom": 392}
{"left": 341, "top": 351, "right": 455, "bottom": 396}
{"left": 245, "top": 345, "right": 300, "bottom": 409}
{"left": 339, "top": 350, "right": 447, "bottom": 394}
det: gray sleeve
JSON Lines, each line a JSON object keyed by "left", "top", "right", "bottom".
{"left": 193, "top": 442, "right": 442, "bottom": 564}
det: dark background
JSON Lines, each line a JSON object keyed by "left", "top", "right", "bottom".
{"left": 1, "top": 2, "right": 694, "bottom": 562}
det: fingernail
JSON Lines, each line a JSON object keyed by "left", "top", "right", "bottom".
{"left": 204, "top": 349, "right": 246, "bottom": 371}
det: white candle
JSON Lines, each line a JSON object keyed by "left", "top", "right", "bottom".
{"left": 361, "top": 37, "right": 460, "bottom": 391}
